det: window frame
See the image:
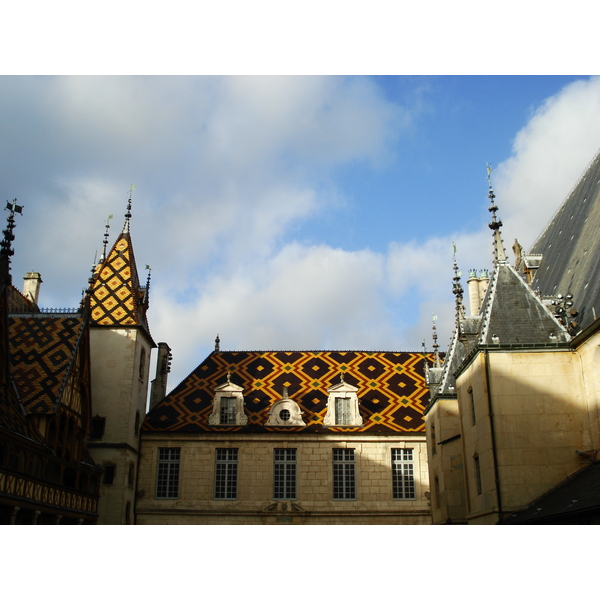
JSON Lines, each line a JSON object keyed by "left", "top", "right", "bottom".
{"left": 273, "top": 448, "right": 297, "bottom": 500}
{"left": 214, "top": 448, "right": 238, "bottom": 500}
{"left": 332, "top": 448, "right": 356, "bottom": 500}
{"left": 155, "top": 447, "right": 181, "bottom": 499}
{"left": 391, "top": 448, "right": 416, "bottom": 499}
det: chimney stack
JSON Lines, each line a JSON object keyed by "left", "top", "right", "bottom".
{"left": 149, "top": 342, "right": 172, "bottom": 411}
{"left": 22, "top": 272, "right": 42, "bottom": 305}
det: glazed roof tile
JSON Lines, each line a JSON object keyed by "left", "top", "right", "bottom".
{"left": 143, "top": 350, "right": 432, "bottom": 434}
{"left": 89, "top": 232, "right": 150, "bottom": 331}
{"left": 8, "top": 315, "right": 85, "bottom": 415}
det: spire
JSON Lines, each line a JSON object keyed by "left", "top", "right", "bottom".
{"left": 1, "top": 200, "right": 23, "bottom": 285}
{"left": 215, "top": 334, "right": 220, "bottom": 352}
{"left": 123, "top": 185, "right": 135, "bottom": 234}
{"left": 101, "top": 214, "right": 113, "bottom": 261}
{"left": 452, "top": 242, "right": 465, "bottom": 328}
{"left": 486, "top": 164, "right": 507, "bottom": 264}
{"left": 431, "top": 314, "right": 441, "bottom": 368}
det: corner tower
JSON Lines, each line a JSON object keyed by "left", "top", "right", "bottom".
{"left": 86, "top": 189, "right": 155, "bottom": 524}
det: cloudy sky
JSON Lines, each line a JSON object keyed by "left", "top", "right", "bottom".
{"left": 2, "top": 75, "right": 600, "bottom": 391}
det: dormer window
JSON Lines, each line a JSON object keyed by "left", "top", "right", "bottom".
{"left": 208, "top": 372, "right": 248, "bottom": 426}
{"left": 266, "top": 387, "right": 306, "bottom": 427}
{"left": 324, "top": 373, "right": 363, "bottom": 427}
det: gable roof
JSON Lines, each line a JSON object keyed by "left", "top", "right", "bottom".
{"left": 8, "top": 314, "right": 85, "bottom": 415}
{"left": 478, "top": 262, "right": 569, "bottom": 346}
{"left": 143, "top": 350, "right": 432, "bottom": 435}
{"left": 529, "top": 149, "right": 600, "bottom": 334}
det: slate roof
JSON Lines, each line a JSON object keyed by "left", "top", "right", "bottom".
{"left": 8, "top": 315, "right": 85, "bottom": 415}
{"left": 143, "top": 350, "right": 432, "bottom": 434}
{"left": 529, "top": 149, "right": 600, "bottom": 334}
{"left": 501, "top": 461, "right": 600, "bottom": 524}
{"left": 478, "top": 262, "right": 569, "bottom": 346}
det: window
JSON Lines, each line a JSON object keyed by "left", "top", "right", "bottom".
{"left": 333, "top": 448, "right": 356, "bottom": 499}
{"left": 208, "top": 374, "right": 248, "bottom": 426}
{"left": 134, "top": 411, "right": 140, "bottom": 437}
{"left": 215, "top": 448, "right": 238, "bottom": 499}
{"left": 139, "top": 348, "right": 146, "bottom": 381}
{"left": 324, "top": 374, "right": 363, "bottom": 427}
{"left": 90, "top": 416, "right": 106, "bottom": 440}
{"left": 128, "top": 462, "right": 135, "bottom": 487}
{"left": 469, "top": 387, "right": 476, "bottom": 425}
{"left": 265, "top": 387, "right": 306, "bottom": 426}
{"left": 102, "top": 464, "right": 116, "bottom": 485}
{"left": 474, "top": 454, "right": 482, "bottom": 495}
{"left": 335, "top": 397, "right": 351, "bottom": 425}
{"left": 392, "top": 448, "right": 415, "bottom": 499}
{"left": 430, "top": 423, "right": 436, "bottom": 455}
{"left": 219, "top": 397, "right": 237, "bottom": 425}
{"left": 156, "top": 448, "right": 180, "bottom": 499}
{"left": 274, "top": 449, "right": 296, "bottom": 500}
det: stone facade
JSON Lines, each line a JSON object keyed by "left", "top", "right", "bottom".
{"left": 136, "top": 434, "right": 430, "bottom": 525}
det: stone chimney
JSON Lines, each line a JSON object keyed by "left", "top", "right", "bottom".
{"left": 149, "top": 342, "right": 172, "bottom": 411}
{"left": 466, "top": 269, "right": 489, "bottom": 316}
{"left": 22, "top": 272, "right": 42, "bottom": 305}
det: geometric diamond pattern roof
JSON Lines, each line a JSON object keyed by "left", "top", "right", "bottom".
{"left": 89, "top": 232, "right": 147, "bottom": 328}
{"left": 143, "top": 350, "right": 432, "bottom": 435}
{"left": 8, "top": 315, "right": 84, "bottom": 415}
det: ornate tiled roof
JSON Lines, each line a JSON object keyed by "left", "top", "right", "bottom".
{"left": 89, "top": 232, "right": 149, "bottom": 329}
{"left": 8, "top": 315, "right": 85, "bottom": 415}
{"left": 143, "top": 350, "right": 432, "bottom": 434}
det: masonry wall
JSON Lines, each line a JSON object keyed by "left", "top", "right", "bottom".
{"left": 425, "top": 399, "right": 467, "bottom": 524}
{"left": 457, "top": 349, "right": 591, "bottom": 524}
{"left": 136, "top": 434, "right": 430, "bottom": 524}
{"left": 88, "top": 327, "right": 153, "bottom": 524}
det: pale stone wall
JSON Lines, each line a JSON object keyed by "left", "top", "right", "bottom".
{"left": 89, "top": 327, "right": 153, "bottom": 524}
{"left": 575, "top": 329, "right": 600, "bottom": 454}
{"left": 136, "top": 434, "right": 430, "bottom": 525}
{"left": 457, "top": 349, "right": 591, "bottom": 524}
{"left": 425, "top": 399, "right": 467, "bottom": 524}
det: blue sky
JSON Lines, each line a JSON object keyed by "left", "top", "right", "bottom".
{"left": 2, "top": 75, "right": 600, "bottom": 391}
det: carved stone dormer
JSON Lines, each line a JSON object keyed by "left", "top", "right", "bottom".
{"left": 266, "top": 387, "right": 306, "bottom": 427}
{"left": 208, "top": 372, "right": 248, "bottom": 426}
{"left": 323, "top": 373, "right": 363, "bottom": 427}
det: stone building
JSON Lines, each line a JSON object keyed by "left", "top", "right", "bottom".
{"left": 425, "top": 149, "right": 600, "bottom": 524}
{"left": 137, "top": 348, "right": 432, "bottom": 524}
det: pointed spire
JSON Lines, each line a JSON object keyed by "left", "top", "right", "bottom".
{"left": 123, "top": 185, "right": 135, "bottom": 234}
{"left": 486, "top": 164, "right": 507, "bottom": 264}
{"left": 452, "top": 243, "right": 465, "bottom": 328}
{"left": 432, "top": 314, "right": 441, "bottom": 368}
{"left": 101, "top": 214, "right": 113, "bottom": 261}
{"left": 1, "top": 199, "right": 23, "bottom": 285}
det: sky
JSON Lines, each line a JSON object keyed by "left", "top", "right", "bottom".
{"left": 2, "top": 75, "right": 600, "bottom": 392}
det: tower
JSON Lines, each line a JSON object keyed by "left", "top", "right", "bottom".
{"left": 86, "top": 190, "right": 155, "bottom": 524}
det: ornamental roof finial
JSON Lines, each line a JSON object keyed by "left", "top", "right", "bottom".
{"left": 452, "top": 242, "right": 465, "bottom": 328}
{"left": 486, "top": 164, "right": 507, "bottom": 264}
{"left": 1, "top": 199, "right": 23, "bottom": 284}
{"left": 432, "top": 314, "right": 441, "bottom": 369}
{"left": 123, "top": 184, "right": 135, "bottom": 234}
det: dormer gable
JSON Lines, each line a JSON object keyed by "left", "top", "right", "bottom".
{"left": 265, "top": 387, "right": 306, "bottom": 427}
{"left": 208, "top": 373, "right": 248, "bottom": 426}
{"left": 323, "top": 374, "right": 363, "bottom": 427}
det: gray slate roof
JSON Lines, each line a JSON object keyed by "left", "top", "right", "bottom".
{"left": 529, "top": 149, "right": 600, "bottom": 334}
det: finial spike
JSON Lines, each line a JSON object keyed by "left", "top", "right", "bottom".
{"left": 1, "top": 199, "right": 24, "bottom": 284}
{"left": 486, "top": 164, "right": 507, "bottom": 263}
{"left": 215, "top": 334, "right": 221, "bottom": 352}
{"left": 123, "top": 185, "right": 135, "bottom": 233}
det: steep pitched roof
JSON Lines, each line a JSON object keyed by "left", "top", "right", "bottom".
{"left": 88, "top": 231, "right": 150, "bottom": 331}
{"left": 529, "top": 149, "right": 600, "bottom": 334}
{"left": 501, "top": 461, "right": 600, "bottom": 524}
{"left": 8, "top": 314, "right": 85, "bottom": 415}
{"left": 478, "top": 262, "right": 569, "bottom": 346}
{"left": 143, "top": 350, "right": 432, "bottom": 434}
